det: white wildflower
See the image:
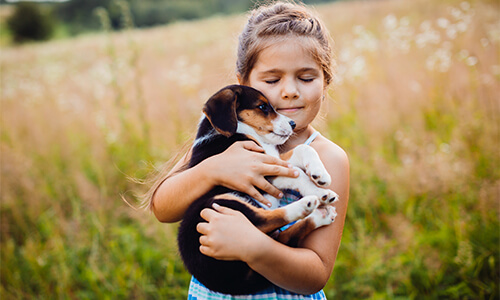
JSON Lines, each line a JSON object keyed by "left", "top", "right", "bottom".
{"left": 384, "top": 14, "right": 398, "bottom": 30}
{"left": 466, "top": 56, "right": 478, "bottom": 66}
{"left": 426, "top": 47, "right": 452, "bottom": 72}
{"left": 350, "top": 56, "right": 366, "bottom": 78}
{"left": 420, "top": 20, "right": 432, "bottom": 31}
{"left": 460, "top": 1, "right": 471, "bottom": 11}
{"left": 339, "top": 48, "right": 351, "bottom": 62}
{"left": 451, "top": 7, "right": 463, "bottom": 20}
{"left": 416, "top": 28, "right": 441, "bottom": 48}
{"left": 456, "top": 21, "right": 468, "bottom": 33}
{"left": 458, "top": 49, "right": 470, "bottom": 60}
{"left": 353, "top": 28, "right": 379, "bottom": 52}
{"left": 437, "top": 18, "right": 450, "bottom": 29}
{"left": 446, "top": 26, "right": 458, "bottom": 39}
{"left": 400, "top": 17, "right": 410, "bottom": 27}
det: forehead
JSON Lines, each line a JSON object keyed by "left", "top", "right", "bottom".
{"left": 251, "top": 37, "right": 323, "bottom": 75}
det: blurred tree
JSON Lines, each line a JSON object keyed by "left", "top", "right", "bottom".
{"left": 6, "top": 2, "right": 54, "bottom": 43}
{"left": 52, "top": 0, "right": 338, "bottom": 35}
{"left": 55, "top": 0, "right": 114, "bottom": 34}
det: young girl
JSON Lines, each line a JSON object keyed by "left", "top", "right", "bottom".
{"left": 147, "top": 1, "right": 349, "bottom": 298}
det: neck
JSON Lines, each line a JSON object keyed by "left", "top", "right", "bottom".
{"left": 279, "top": 125, "right": 315, "bottom": 153}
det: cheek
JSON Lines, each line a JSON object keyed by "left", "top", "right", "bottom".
{"left": 246, "top": 79, "right": 279, "bottom": 105}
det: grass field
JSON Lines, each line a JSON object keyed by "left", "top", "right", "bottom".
{"left": 1, "top": 0, "right": 499, "bottom": 298}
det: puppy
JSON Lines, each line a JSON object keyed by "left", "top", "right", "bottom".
{"left": 177, "top": 85, "right": 338, "bottom": 295}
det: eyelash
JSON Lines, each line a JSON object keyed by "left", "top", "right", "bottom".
{"left": 265, "top": 78, "right": 314, "bottom": 84}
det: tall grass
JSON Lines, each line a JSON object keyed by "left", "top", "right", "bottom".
{"left": 1, "top": 0, "right": 498, "bottom": 298}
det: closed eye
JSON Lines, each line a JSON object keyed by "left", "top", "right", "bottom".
{"left": 265, "top": 79, "right": 279, "bottom": 84}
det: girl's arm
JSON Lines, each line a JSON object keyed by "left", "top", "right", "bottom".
{"left": 152, "top": 141, "right": 298, "bottom": 223}
{"left": 197, "top": 138, "right": 349, "bottom": 294}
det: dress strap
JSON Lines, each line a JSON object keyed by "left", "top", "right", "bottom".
{"left": 304, "top": 131, "right": 320, "bottom": 145}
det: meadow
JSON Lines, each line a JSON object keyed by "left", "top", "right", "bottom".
{"left": 1, "top": 0, "right": 499, "bottom": 298}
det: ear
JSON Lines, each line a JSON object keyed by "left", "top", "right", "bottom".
{"left": 203, "top": 86, "right": 241, "bottom": 137}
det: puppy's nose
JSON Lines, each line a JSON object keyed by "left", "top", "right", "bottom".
{"left": 289, "top": 120, "right": 296, "bottom": 130}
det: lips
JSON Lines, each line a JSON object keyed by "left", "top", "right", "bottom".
{"left": 277, "top": 107, "right": 303, "bottom": 114}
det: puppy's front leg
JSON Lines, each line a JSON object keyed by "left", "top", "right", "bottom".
{"left": 282, "top": 144, "right": 331, "bottom": 187}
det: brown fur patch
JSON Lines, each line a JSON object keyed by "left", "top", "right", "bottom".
{"left": 280, "top": 149, "right": 295, "bottom": 161}
{"left": 239, "top": 109, "right": 275, "bottom": 136}
{"left": 276, "top": 218, "right": 317, "bottom": 246}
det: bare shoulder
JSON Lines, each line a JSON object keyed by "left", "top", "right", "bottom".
{"left": 312, "top": 135, "right": 349, "bottom": 171}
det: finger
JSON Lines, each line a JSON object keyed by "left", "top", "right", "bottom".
{"left": 254, "top": 177, "right": 283, "bottom": 200}
{"left": 196, "top": 222, "right": 209, "bottom": 234}
{"left": 199, "top": 234, "right": 209, "bottom": 246}
{"left": 240, "top": 141, "right": 265, "bottom": 153}
{"left": 200, "top": 207, "right": 218, "bottom": 221}
{"left": 212, "top": 202, "right": 232, "bottom": 213}
{"left": 261, "top": 164, "right": 299, "bottom": 178}
{"left": 261, "top": 155, "right": 293, "bottom": 168}
{"left": 246, "top": 186, "right": 272, "bottom": 207}
{"left": 200, "top": 245, "right": 212, "bottom": 257}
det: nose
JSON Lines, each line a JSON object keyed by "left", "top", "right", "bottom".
{"left": 282, "top": 78, "right": 299, "bottom": 100}
{"left": 289, "top": 120, "right": 296, "bottom": 130}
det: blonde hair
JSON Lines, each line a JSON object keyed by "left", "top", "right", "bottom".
{"left": 237, "top": 1, "right": 333, "bottom": 87}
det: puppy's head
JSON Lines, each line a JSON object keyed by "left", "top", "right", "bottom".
{"left": 203, "top": 85, "right": 295, "bottom": 145}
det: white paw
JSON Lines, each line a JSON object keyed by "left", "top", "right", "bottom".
{"left": 326, "top": 206, "right": 338, "bottom": 222}
{"left": 318, "top": 189, "right": 339, "bottom": 205}
{"left": 306, "top": 164, "right": 332, "bottom": 187}
{"left": 284, "top": 195, "right": 319, "bottom": 221}
{"left": 307, "top": 206, "right": 337, "bottom": 227}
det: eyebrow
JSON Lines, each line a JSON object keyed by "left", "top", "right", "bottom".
{"left": 259, "top": 67, "right": 321, "bottom": 75}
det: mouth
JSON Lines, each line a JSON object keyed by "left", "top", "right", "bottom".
{"left": 277, "top": 107, "right": 303, "bottom": 114}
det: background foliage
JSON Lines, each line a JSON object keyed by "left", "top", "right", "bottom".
{"left": 5, "top": 2, "right": 54, "bottom": 42}
{"left": 1, "top": 0, "right": 499, "bottom": 299}
{"left": 1, "top": 0, "right": 338, "bottom": 40}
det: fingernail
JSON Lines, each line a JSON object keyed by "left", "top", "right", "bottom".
{"left": 213, "top": 203, "right": 221, "bottom": 209}
{"left": 288, "top": 163, "right": 293, "bottom": 168}
{"left": 267, "top": 202, "right": 273, "bottom": 207}
{"left": 294, "top": 171, "right": 299, "bottom": 177}
{"left": 278, "top": 192, "right": 284, "bottom": 198}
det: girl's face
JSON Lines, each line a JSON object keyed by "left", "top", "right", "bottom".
{"left": 244, "top": 38, "right": 325, "bottom": 133}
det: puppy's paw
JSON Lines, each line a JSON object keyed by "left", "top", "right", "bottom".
{"left": 319, "top": 189, "right": 339, "bottom": 205}
{"left": 284, "top": 195, "right": 319, "bottom": 221}
{"left": 307, "top": 205, "right": 337, "bottom": 228}
{"left": 326, "top": 205, "right": 337, "bottom": 222}
{"left": 306, "top": 165, "right": 332, "bottom": 187}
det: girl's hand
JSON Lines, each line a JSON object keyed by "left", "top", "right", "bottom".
{"left": 201, "top": 141, "right": 298, "bottom": 207}
{"left": 197, "top": 203, "right": 264, "bottom": 261}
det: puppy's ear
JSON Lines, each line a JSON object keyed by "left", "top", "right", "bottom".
{"left": 203, "top": 86, "right": 241, "bottom": 137}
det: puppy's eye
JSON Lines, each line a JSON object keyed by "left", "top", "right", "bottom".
{"left": 258, "top": 104, "right": 270, "bottom": 112}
